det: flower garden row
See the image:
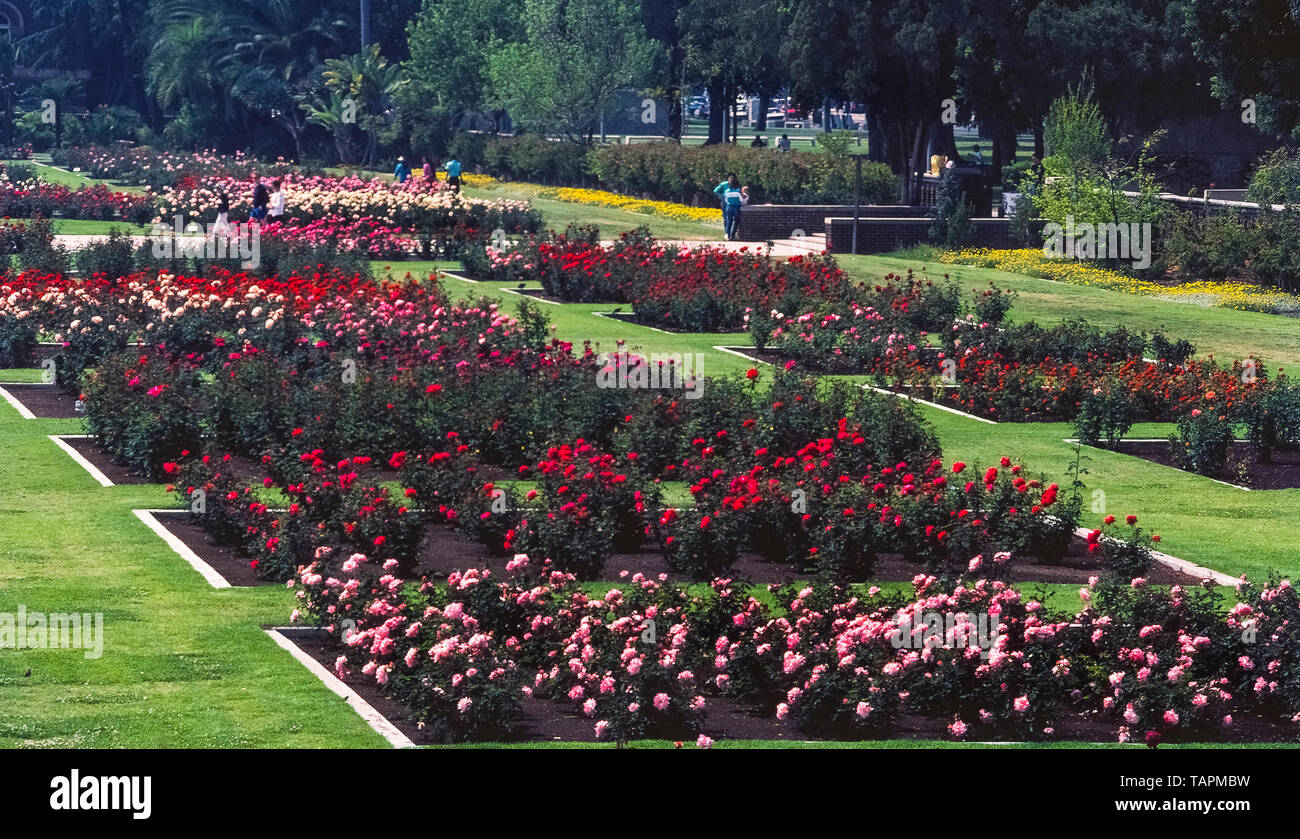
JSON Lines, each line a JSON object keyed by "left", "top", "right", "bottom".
{"left": 2, "top": 148, "right": 543, "bottom": 261}
{"left": 1, "top": 261, "right": 1112, "bottom": 582}
{"left": 473, "top": 230, "right": 1300, "bottom": 478}
{"left": 4, "top": 252, "right": 1298, "bottom": 745}
{"left": 292, "top": 543, "right": 1298, "bottom": 745}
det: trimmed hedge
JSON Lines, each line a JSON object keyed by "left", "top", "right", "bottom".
{"left": 456, "top": 135, "right": 900, "bottom": 206}
{"left": 586, "top": 143, "right": 899, "bottom": 206}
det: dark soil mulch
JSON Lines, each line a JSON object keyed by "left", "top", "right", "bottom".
{"left": 1109, "top": 440, "right": 1300, "bottom": 490}
{"left": 1, "top": 384, "right": 82, "bottom": 418}
{"left": 281, "top": 627, "right": 1299, "bottom": 746}
{"left": 598, "top": 310, "right": 730, "bottom": 334}
{"left": 412, "top": 522, "right": 1203, "bottom": 586}
{"left": 716, "top": 345, "right": 946, "bottom": 373}
{"left": 62, "top": 436, "right": 150, "bottom": 484}
{"left": 150, "top": 511, "right": 269, "bottom": 587}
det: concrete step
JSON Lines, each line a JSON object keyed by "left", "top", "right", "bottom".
{"left": 766, "top": 233, "right": 827, "bottom": 253}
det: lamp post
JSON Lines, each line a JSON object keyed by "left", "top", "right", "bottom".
{"left": 851, "top": 153, "right": 865, "bottom": 255}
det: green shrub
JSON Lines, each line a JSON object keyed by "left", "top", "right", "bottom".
{"left": 585, "top": 142, "right": 897, "bottom": 205}
{"left": 1245, "top": 148, "right": 1300, "bottom": 205}
{"left": 1240, "top": 378, "right": 1300, "bottom": 463}
{"left": 74, "top": 228, "right": 137, "bottom": 279}
{"left": 928, "top": 168, "right": 975, "bottom": 248}
{"left": 1171, "top": 406, "right": 1235, "bottom": 476}
{"left": 1073, "top": 380, "right": 1139, "bottom": 448}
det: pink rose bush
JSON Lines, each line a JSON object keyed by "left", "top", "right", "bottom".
{"left": 288, "top": 549, "right": 1300, "bottom": 744}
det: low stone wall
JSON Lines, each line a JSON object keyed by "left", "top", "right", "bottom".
{"left": 825, "top": 217, "right": 1045, "bottom": 254}
{"left": 736, "top": 204, "right": 923, "bottom": 241}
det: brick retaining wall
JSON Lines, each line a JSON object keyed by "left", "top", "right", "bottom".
{"left": 736, "top": 204, "right": 924, "bottom": 241}
{"left": 825, "top": 217, "right": 1046, "bottom": 254}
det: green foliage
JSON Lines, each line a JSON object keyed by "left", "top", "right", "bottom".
{"left": 1245, "top": 149, "right": 1300, "bottom": 205}
{"left": 928, "top": 168, "right": 974, "bottom": 248}
{"left": 1171, "top": 407, "right": 1236, "bottom": 477}
{"left": 1073, "top": 378, "right": 1139, "bottom": 448}
{"left": 486, "top": 0, "right": 662, "bottom": 139}
{"left": 1044, "top": 81, "right": 1110, "bottom": 177}
{"left": 1160, "top": 208, "right": 1300, "bottom": 292}
{"left": 586, "top": 143, "right": 897, "bottom": 205}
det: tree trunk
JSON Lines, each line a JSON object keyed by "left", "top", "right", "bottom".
{"left": 907, "top": 120, "right": 927, "bottom": 205}
{"left": 705, "top": 79, "right": 724, "bottom": 145}
{"left": 757, "top": 89, "right": 770, "bottom": 132}
{"left": 1034, "top": 124, "right": 1044, "bottom": 158}
{"left": 867, "top": 105, "right": 885, "bottom": 163}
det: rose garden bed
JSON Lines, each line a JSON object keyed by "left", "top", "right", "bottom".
{"left": 0, "top": 383, "right": 81, "bottom": 418}
{"left": 1100, "top": 440, "right": 1300, "bottom": 491}
{"left": 270, "top": 629, "right": 1300, "bottom": 746}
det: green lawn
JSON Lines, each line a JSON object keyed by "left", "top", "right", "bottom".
{"left": 50, "top": 219, "right": 154, "bottom": 235}
{"left": 20, "top": 155, "right": 150, "bottom": 195}
{"left": 0, "top": 406, "right": 387, "bottom": 747}
{"left": 844, "top": 252, "right": 1300, "bottom": 369}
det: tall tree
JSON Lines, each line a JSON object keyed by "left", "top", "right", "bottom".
{"left": 486, "top": 0, "right": 660, "bottom": 141}
{"left": 1184, "top": 0, "right": 1300, "bottom": 142}
{"left": 23, "top": 0, "right": 154, "bottom": 112}
{"left": 403, "top": 0, "right": 524, "bottom": 145}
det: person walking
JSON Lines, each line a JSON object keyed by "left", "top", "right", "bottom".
{"left": 268, "top": 178, "right": 285, "bottom": 221}
{"left": 422, "top": 156, "right": 437, "bottom": 183}
{"left": 212, "top": 190, "right": 232, "bottom": 238}
{"left": 250, "top": 174, "right": 270, "bottom": 223}
{"left": 714, "top": 173, "right": 745, "bottom": 241}
{"left": 443, "top": 155, "right": 463, "bottom": 192}
{"left": 394, "top": 156, "right": 410, "bottom": 183}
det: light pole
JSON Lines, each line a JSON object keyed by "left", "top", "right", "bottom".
{"left": 851, "top": 154, "right": 865, "bottom": 255}
{"left": 360, "top": 0, "right": 371, "bottom": 50}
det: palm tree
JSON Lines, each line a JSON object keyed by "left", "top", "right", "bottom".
{"left": 147, "top": 0, "right": 352, "bottom": 150}
{"left": 314, "top": 44, "right": 407, "bottom": 165}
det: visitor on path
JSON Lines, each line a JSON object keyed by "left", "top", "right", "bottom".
{"left": 443, "top": 156, "right": 463, "bottom": 192}
{"left": 394, "top": 156, "right": 410, "bottom": 183}
{"left": 776, "top": 133, "right": 791, "bottom": 152}
{"left": 422, "top": 156, "right": 437, "bottom": 182}
{"left": 714, "top": 173, "right": 745, "bottom": 241}
{"left": 971, "top": 145, "right": 984, "bottom": 166}
{"left": 268, "top": 179, "right": 285, "bottom": 220}
{"left": 750, "top": 134, "right": 767, "bottom": 148}
{"left": 250, "top": 174, "right": 270, "bottom": 223}
{"left": 212, "top": 191, "right": 232, "bottom": 238}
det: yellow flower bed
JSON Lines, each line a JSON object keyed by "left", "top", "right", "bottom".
{"left": 537, "top": 186, "right": 722, "bottom": 224}
{"left": 940, "top": 248, "right": 1300, "bottom": 315}
{"left": 430, "top": 171, "right": 495, "bottom": 188}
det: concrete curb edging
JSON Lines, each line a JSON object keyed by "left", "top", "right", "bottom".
{"left": 48, "top": 434, "right": 114, "bottom": 487}
{"left": 265, "top": 627, "right": 416, "bottom": 749}
{"left": 132, "top": 509, "right": 232, "bottom": 590}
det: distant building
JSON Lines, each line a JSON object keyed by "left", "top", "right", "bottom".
{"left": 1145, "top": 111, "right": 1283, "bottom": 193}
{"left": 0, "top": 1, "right": 25, "bottom": 39}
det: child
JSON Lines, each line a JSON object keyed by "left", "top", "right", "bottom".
{"left": 268, "top": 179, "right": 285, "bottom": 220}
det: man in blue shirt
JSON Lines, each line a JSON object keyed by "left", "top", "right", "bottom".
{"left": 444, "top": 157, "right": 463, "bottom": 192}
{"left": 394, "top": 156, "right": 410, "bottom": 183}
{"left": 714, "top": 173, "right": 745, "bottom": 240}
